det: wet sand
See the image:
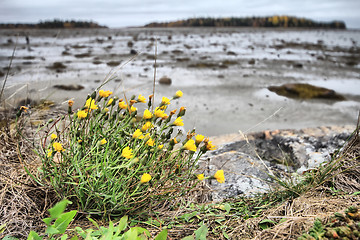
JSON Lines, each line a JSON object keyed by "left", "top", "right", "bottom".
{"left": 1, "top": 28, "right": 360, "bottom": 136}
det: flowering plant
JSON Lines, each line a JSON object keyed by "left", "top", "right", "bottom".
{"left": 38, "top": 89, "right": 220, "bottom": 216}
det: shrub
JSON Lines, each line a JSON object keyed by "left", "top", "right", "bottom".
{"left": 34, "top": 90, "right": 217, "bottom": 217}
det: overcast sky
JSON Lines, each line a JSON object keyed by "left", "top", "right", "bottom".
{"left": 1, "top": 0, "right": 360, "bottom": 29}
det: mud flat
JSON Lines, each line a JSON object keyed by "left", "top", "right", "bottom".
{"left": 1, "top": 28, "right": 360, "bottom": 136}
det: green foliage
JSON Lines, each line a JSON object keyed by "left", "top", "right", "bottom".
{"left": 4, "top": 199, "right": 168, "bottom": 240}
{"left": 36, "top": 90, "right": 215, "bottom": 217}
{"left": 145, "top": 16, "right": 346, "bottom": 29}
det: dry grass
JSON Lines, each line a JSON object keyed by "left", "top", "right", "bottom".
{"left": 0, "top": 109, "right": 359, "bottom": 239}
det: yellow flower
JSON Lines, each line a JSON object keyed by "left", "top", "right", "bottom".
{"left": 137, "top": 94, "right": 146, "bottom": 103}
{"left": 173, "top": 117, "right": 184, "bottom": 126}
{"left": 143, "top": 109, "right": 153, "bottom": 119}
{"left": 99, "top": 90, "right": 113, "bottom": 98}
{"left": 133, "top": 129, "right": 144, "bottom": 139}
{"left": 107, "top": 98, "right": 114, "bottom": 106}
{"left": 214, "top": 170, "right": 225, "bottom": 183}
{"left": 53, "top": 142, "right": 64, "bottom": 152}
{"left": 85, "top": 98, "right": 98, "bottom": 110}
{"left": 122, "top": 146, "right": 134, "bottom": 159}
{"left": 195, "top": 134, "right": 205, "bottom": 144}
{"left": 99, "top": 138, "right": 107, "bottom": 145}
{"left": 47, "top": 150, "right": 53, "bottom": 157}
{"left": 50, "top": 133, "right": 57, "bottom": 140}
{"left": 206, "top": 141, "right": 216, "bottom": 151}
{"left": 130, "top": 105, "right": 137, "bottom": 112}
{"left": 68, "top": 100, "right": 74, "bottom": 107}
{"left": 197, "top": 174, "right": 205, "bottom": 181}
{"left": 161, "top": 97, "right": 170, "bottom": 105}
{"left": 146, "top": 138, "right": 155, "bottom": 146}
{"left": 154, "top": 107, "right": 166, "bottom": 118}
{"left": 174, "top": 90, "right": 183, "bottom": 98}
{"left": 141, "top": 121, "right": 153, "bottom": 131}
{"left": 118, "top": 101, "right": 127, "bottom": 109}
{"left": 77, "top": 110, "right": 88, "bottom": 119}
{"left": 158, "top": 144, "right": 164, "bottom": 150}
{"left": 183, "top": 139, "right": 197, "bottom": 152}
{"left": 140, "top": 173, "right": 151, "bottom": 183}
{"left": 20, "top": 106, "right": 28, "bottom": 112}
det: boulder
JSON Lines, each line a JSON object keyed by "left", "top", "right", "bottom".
{"left": 53, "top": 84, "right": 84, "bottom": 91}
{"left": 159, "top": 76, "right": 172, "bottom": 85}
{"left": 268, "top": 83, "right": 345, "bottom": 100}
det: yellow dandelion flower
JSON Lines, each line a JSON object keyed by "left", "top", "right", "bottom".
{"left": 146, "top": 138, "right": 155, "bottom": 146}
{"left": 133, "top": 129, "right": 144, "bottom": 139}
{"left": 206, "top": 141, "right": 216, "bottom": 151}
{"left": 214, "top": 170, "right": 225, "bottom": 183}
{"left": 50, "top": 133, "right": 57, "bottom": 140}
{"left": 122, "top": 146, "right": 134, "bottom": 159}
{"left": 197, "top": 174, "right": 205, "bottom": 181}
{"left": 77, "top": 110, "right": 88, "bottom": 119}
{"left": 154, "top": 107, "right": 166, "bottom": 118}
{"left": 183, "top": 139, "right": 197, "bottom": 152}
{"left": 85, "top": 98, "right": 98, "bottom": 110}
{"left": 107, "top": 98, "right": 114, "bottom": 106}
{"left": 99, "top": 138, "right": 107, "bottom": 145}
{"left": 68, "top": 100, "right": 74, "bottom": 107}
{"left": 137, "top": 94, "right": 146, "bottom": 103}
{"left": 143, "top": 109, "right": 153, "bottom": 119}
{"left": 174, "top": 90, "right": 183, "bottom": 98}
{"left": 20, "top": 106, "right": 28, "bottom": 112}
{"left": 130, "top": 105, "right": 137, "bottom": 112}
{"left": 141, "top": 121, "right": 153, "bottom": 131}
{"left": 173, "top": 117, "right": 184, "bottom": 126}
{"left": 195, "top": 134, "right": 205, "bottom": 144}
{"left": 99, "top": 90, "right": 113, "bottom": 98}
{"left": 158, "top": 144, "right": 164, "bottom": 150}
{"left": 47, "top": 150, "right": 53, "bottom": 157}
{"left": 53, "top": 142, "right": 64, "bottom": 152}
{"left": 161, "top": 96, "right": 170, "bottom": 105}
{"left": 118, "top": 101, "right": 127, "bottom": 109}
{"left": 140, "top": 173, "right": 151, "bottom": 183}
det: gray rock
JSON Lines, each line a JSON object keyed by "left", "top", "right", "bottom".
{"left": 201, "top": 126, "right": 355, "bottom": 201}
{"left": 159, "top": 76, "right": 172, "bottom": 85}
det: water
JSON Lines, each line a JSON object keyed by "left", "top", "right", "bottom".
{"left": 1, "top": 28, "right": 360, "bottom": 136}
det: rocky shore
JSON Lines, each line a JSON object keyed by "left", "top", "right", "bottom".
{"left": 205, "top": 125, "right": 356, "bottom": 200}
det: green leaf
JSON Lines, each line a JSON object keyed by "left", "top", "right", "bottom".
{"left": 100, "top": 221, "right": 114, "bottom": 240}
{"left": 60, "top": 234, "right": 68, "bottom": 240}
{"left": 87, "top": 217, "right": 100, "bottom": 229}
{"left": 43, "top": 217, "right": 52, "bottom": 226}
{"left": 258, "top": 219, "right": 276, "bottom": 230}
{"left": 2, "top": 236, "right": 19, "bottom": 240}
{"left": 194, "top": 224, "right": 208, "bottom": 240}
{"left": 53, "top": 210, "right": 77, "bottom": 234}
{"left": 70, "top": 236, "right": 78, "bottom": 240}
{"left": 0, "top": 224, "right": 6, "bottom": 234}
{"left": 224, "top": 203, "right": 231, "bottom": 214}
{"left": 131, "top": 227, "right": 151, "bottom": 237}
{"left": 181, "top": 236, "right": 194, "bottom": 240}
{"left": 45, "top": 225, "right": 60, "bottom": 235}
{"left": 27, "top": 231, "right": 42, "bottom": 240}
{"left": 351, "top": 191, "right": 360, "bottom": 196}
{"left": 49, "top": 199, "right": 71, "bottom": 219}
{"left": 123, "top": 228, "right": 138, "bottom": 240}
{"left": 154, "top": 229, "right": 168, "bottom": 240}
{"left": 222, "top": 230, "right": 229, "bottom": 239}
{"left": 116, "top": 215, "right": 128, "bottom": 233}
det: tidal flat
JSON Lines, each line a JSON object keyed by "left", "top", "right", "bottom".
{"left": 1, "top": 27, "right": 360, "bottom": 136}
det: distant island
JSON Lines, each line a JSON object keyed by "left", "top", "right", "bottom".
{"left": 0, "top": 19, "right": 107, "bottom": 29}
{"left": 144, "top": 16, "right": 346, "bottom": 29}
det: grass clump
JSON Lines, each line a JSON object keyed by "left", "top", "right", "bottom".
{"left": 26, "top": 89, "right": 219, "bottom": 217}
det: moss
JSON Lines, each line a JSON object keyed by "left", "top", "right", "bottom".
{"left": 268, "top": 83, "right": 345, "bottom": 101}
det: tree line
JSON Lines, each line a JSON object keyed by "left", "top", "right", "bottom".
{"left": 144, "top": 16, "right": 346, "bottom": 29}
{"left": 0, "top": 19, "right": 107, "bottom": 29}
